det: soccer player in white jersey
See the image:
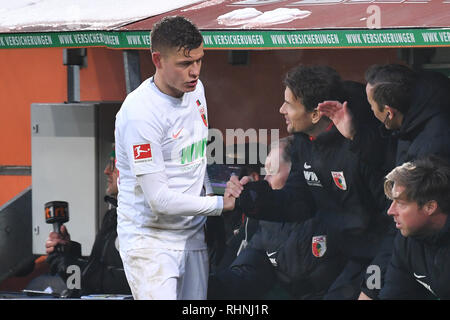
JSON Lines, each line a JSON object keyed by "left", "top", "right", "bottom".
{"left": 114, "top": 16, "right": 235, "bottom": 300}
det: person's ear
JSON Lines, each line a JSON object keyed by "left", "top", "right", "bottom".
{"left": 424, "top": 200, "right": 438, "bottom": 216}
{"left": 152, "top": 51, "right": 162, "bottom": 69}
{"left": 311, "top": 108, "right": 321, "bottom": 124}
{"left": 385, "top": 106, "right": 395, "bottom": 120}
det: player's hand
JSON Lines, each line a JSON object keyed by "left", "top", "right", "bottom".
{"left": 226, "top": 175, "right": 251, "bottom": 198}
{"left": 222, "top": 175, "right": 251, "bottom": 212}
{"left": 45, "top": 225, "right": 70, "bottom": 254}
{"left": 317, "top": 100, "right": 355, "bottom": 140}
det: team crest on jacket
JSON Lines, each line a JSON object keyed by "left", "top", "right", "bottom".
{"left": 331, "top": 171, "right": 347, "bottom": 190}
{"left": 196, "top": 99, "right": 208, "bottom": 127}
{"left": 312, "top": 235, "right": 327, "bottom": 258}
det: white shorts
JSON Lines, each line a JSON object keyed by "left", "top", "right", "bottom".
{"left": 120, "top": 247, "right": 209, "bottom": 300}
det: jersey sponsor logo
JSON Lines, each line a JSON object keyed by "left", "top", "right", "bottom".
{"left": 196, "top": 99, "right": 208, "bottom": 127}
{"left": 172, "top": 128, "right": 183, "bottom": 139}
{"left": 312, "top": 235, "right": 327, "bottom": 258}
{"left": 303, "top": 169, "right": 322, "bottom": 187}
{"left": 133, "top": 143, "right": 152, "bottom": 162}
{"left": 181, "top": 138, "right": 207, "bottom": 164}
{"left": 331, "top": 171, "right": 347, "bottom": 190}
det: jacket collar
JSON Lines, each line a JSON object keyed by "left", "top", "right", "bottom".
{"left": 413, "top": 215, "right": 450, "bottom": 245}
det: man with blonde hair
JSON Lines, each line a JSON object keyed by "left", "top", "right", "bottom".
{"left": 379, "top": 156, "right": 450, "bottom": 299}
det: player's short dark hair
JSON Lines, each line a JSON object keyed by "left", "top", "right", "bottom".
{"left": 384, "top": 155, "right": 450, "bottom": 214}
{"left": 151, "top": 16, "right": 203, "bottom": 56}
{"left": 284, "top": 65, "right": 344, "bottom": 112}
{"left": 365, "top": 64, "right": 416, "bottom": 113}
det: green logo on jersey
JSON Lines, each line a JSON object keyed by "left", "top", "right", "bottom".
{"left": 181, "top": 138, "right": 207, "bottom": 164}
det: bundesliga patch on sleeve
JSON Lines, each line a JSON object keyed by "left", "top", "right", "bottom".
{"left": 133, "top": 143, "right": 153, "bottom": 163}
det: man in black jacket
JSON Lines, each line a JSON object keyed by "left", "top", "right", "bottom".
{"left": 225, "top": 65, "right": 392, "bottom": 299}
{"left": 379, "top": 156, "right": 450, "bottom": 299}
{"left": 365, "top": 64, "right": 450, "bottom": 165}
{"left": 318, "top": 64, "right": 450, "bottom": 166}
{"left": 45, "top": 148, "right": 131, "bottom": 297}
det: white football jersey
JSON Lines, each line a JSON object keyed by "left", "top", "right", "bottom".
{"left": 115, "top": 77, "right": 216, "bottom": 251}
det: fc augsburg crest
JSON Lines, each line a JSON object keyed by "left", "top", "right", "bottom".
{"left": 331, "top": 171, "right": 347, "bottom": 190}
{"left": 196, "top": 99, "right": 208, "bottom": 127}
{"left": 312, "top": 235, "right": 327, "bottom": 258}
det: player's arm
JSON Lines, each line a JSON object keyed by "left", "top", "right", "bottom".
{"left": 226, "top": 160, "right": 316, "bottom": 222}
{"left": 124, "top": 116, "right": 234, "bottom": 216}
{"left": 137, "top": 170, "right": 223, "bottom": 216}
{"left": 203, "top": 170, "right": 214, "bottom": 196}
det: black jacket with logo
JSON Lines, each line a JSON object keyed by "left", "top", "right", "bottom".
{"left": 234, "top": 125, "right": 394, "bottom": 299}
{"left": 379, "top": 216, "right": 450, "bottom": 300}
{"left": 239, "top": 125, "right": 392, "bottom": 262}
{"left": 215, "top": 82, "right": 393, "bottom": 299}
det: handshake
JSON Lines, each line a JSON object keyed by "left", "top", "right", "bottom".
{"left": 222, "top": 175, "right": 272, "bottom": 216}
{"left": 222, "top": 175, "right": 252, "bottom": 212}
